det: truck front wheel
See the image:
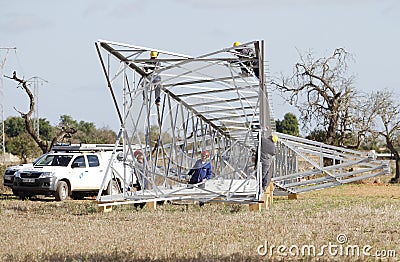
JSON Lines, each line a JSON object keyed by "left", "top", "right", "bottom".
{"left": 18, "top": 191, "right": 33, "bottom": 200}
{"left": 107, "top": 180, "right": 121, "bottom": 195}
{"left": 12, "top": 188, "right": 19, "bottom": 197}
{"left": 55, "top": 181, "right": 69, "bottom": 201}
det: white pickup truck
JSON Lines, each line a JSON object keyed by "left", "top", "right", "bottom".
{"left": 12, "top": 145, "right": 137, "bottom": 201}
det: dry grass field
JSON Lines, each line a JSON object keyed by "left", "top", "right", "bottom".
{"left": 1, "top": 174, "right": 400, "bottom": 261}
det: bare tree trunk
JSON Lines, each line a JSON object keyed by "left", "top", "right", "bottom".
{"left": 393, "top": 159, "right": 400, "bottom": 183}
{"left": 326, "top": 124, "right": 336, "bottom": 146}
{"left": 5, "top": 71, "right": 77, "bottom": 153}
{"left": 387, "top": 140, "right": 400, "bottom": 183}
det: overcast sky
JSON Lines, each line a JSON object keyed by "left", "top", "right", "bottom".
{"left": 1, "top": 0, "right": 399, "bottom": 131}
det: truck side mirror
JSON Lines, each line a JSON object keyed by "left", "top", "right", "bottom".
{"left": 71, "top": 162, "right": 80, "bottom": 168}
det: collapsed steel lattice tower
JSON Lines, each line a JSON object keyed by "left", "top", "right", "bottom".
{"left": 95, "top": 40, "right": 390, "bottom": 205}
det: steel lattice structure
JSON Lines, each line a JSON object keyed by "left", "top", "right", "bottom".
{"left": 95, "top": 40, "right": 390, "bottom": 206}
{"left": 272, "top": 133, "right": 390, "bottom": 195}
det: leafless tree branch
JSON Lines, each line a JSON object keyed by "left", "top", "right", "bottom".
{"left": 272, "top": 48, "right": 356, "bottom": 145}
{"left": 5, "top": 71, "right": 77, "bottom": 153}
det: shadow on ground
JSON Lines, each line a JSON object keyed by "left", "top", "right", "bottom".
{"left": 0, "top": 252, "right": 298, "bottom": 262}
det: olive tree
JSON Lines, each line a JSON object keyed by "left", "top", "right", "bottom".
{"left": 275, "top": 113, "right": 299, "bottom": 136}
{"left": 273, "top": 48, "right": 357, "bottom": 146}
{"left": 4, "top": 116, "right": 53, "bottom": 162}
{"left": 345, "top": 93, "right": 380, "bottom": 149}
{"left": 6, "top": 133, "right": 40, "bottom": 163}
{"left": 58, "top": 114, "right": 117, "bottom": 144}
{"left": 367, "top": 89, "right": 400, "bottom": 183}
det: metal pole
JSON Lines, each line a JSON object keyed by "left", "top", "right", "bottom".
{"left": 27, "top": 76, "right": 48, "bottom": 137}
{"left": 0, "top": 47, "right": 17, "bottom": 164}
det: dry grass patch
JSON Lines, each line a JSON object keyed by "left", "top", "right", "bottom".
{"left": 0, "top": 184, "right": 399, "bottom": 261}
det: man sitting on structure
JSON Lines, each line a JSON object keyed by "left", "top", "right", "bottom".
{"left": 187, "top": 150, "right": 213, "bottom": 189}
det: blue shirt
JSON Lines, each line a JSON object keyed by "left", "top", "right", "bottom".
{"left": 188, "top": 159, "right": 212, "bottom": 184}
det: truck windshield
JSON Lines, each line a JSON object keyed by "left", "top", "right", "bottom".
{"left": 36, "top": 155, "right": 74, "bottom": 167}
{"left": 32, "top": 153, "right": 48, "bottom": 165}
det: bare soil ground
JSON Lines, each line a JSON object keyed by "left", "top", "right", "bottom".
{"left": 1, "top": 178, "right": 399, "bottom": 261}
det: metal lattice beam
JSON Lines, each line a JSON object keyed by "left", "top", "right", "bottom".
{"left": 95, "top": 40, "right": 390, "bottom": 206}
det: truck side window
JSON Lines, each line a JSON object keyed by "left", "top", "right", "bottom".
{"left": 52, "top": 155, "right": 73, "bottom": 166}
{"left": 72, "top": 156, "right": 86, "bottom": 168}
{"left": 87, "top": 155, "right": 100, "bottom": 167}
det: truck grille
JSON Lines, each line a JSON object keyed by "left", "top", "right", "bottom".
{"left": 19, "top": 172, "right": 42, "bottom": 178}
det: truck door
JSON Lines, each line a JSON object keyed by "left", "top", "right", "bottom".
{"left": 70, "top": 155, "right": 90, "bottom": 190}
{"left": 84, "top": 154, "right": 104, "bottom": 189}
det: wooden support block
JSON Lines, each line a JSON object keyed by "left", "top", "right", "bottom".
{"left": 268, "top": 194, "right": 273, "bottom": 206}
{"left": 262, "top": 197, "right": 269, "bottom": 209}
{"left": 249, "top": 182, "right": 276, "bottom": 211}
{"left": 261, "top": 193, "right": 270, "bottom": 209}
{"left": 288, "top": 193, "right": 298, "bottom": 200}
{"left": 249, "top": 203, "right": 262, "bottom": 211}
{"left": 98, "top": 205, "right": 112, "bottom": 213}
{"left": 145, "top": 201, "right": 157, "bottom": 210}
{"left": 262, "top": 182, "right": 275, "bottom": 208}
{"left": 213, "top": 197, "right": 225, "bottom": 205}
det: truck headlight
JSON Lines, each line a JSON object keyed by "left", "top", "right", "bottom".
{"left": 39, "top": 172, "right": 54, "bottom": 178}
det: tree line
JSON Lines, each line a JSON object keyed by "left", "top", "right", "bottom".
{"left": 3, "top": 72, "right": 118, "bottom": 163}
{"left": 4, "top": 115, "right": 117, "bottom": 163}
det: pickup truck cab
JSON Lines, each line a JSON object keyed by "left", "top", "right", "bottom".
{"left": 13, "top": 145, "right": 136, "bottom": 201}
